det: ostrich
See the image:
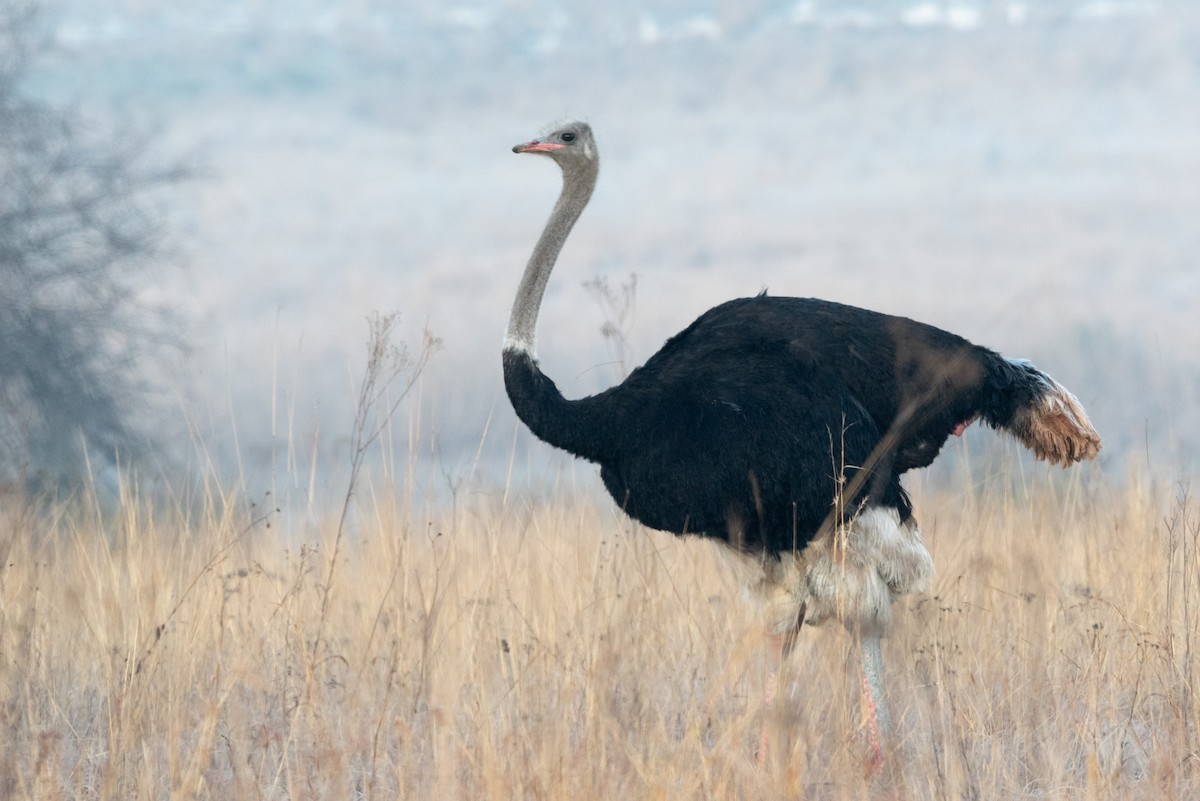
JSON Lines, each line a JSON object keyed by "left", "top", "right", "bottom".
{"left": 503, "top": 120, "right": 1101, "bottom": 764}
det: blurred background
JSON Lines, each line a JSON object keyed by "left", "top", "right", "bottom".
{"left": 7, "top": 0, "right": 1198, "bottom": 510}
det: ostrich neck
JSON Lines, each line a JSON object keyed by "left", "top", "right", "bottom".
{"left": 505, "top": 161, "right": 598, "bottom": 355}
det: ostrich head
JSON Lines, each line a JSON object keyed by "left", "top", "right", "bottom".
{"left": 512, "top": 121, "right": 599, "bottom": 181}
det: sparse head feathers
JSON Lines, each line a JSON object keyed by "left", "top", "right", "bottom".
{"left": 538, "top": 117, "right": 589, "bottom": 139}
{"left": 514, "top": 119, "right": 598, "bottom": 163}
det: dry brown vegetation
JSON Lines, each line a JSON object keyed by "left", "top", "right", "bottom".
{"left": 0, "top": 464, "right": 1196, "bottom": 800}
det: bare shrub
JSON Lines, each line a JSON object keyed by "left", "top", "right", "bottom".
{"left": 0, "top": 2, "right": 183, "bottom": 491}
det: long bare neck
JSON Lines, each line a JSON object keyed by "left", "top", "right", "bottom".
{"left": 505, "top": 159, "right": 598, "bottom": 355}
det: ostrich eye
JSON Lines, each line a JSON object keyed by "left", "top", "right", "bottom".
{"left": 560, "top": 131, "right": 576, "bottom": 143}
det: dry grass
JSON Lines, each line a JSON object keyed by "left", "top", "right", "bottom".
{"left": 0, "top": 468, "right": 1196, "bottom": 800}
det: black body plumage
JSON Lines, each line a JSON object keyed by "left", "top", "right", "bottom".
{"left": 504, "top": 294, "right": 1043, "bottom": 557}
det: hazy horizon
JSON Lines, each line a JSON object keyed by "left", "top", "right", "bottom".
{"left": 22, "top": 0, "right": 1200, "bottom": 508}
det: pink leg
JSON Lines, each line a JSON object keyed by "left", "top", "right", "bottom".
{"left": 758, "top": 607, "right": 803, "bottom": 770}
{"left": 860, "top": 664, "right": 884, "bottom": 773}
{"left": 858, "top": 635, "right": 892, "bottom": 776}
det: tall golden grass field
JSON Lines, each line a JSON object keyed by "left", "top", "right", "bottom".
{"left": 1, "top": 457, "right": 1196, "bottom": 800}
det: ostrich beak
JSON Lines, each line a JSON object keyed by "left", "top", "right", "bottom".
{"left": 513, "top": 140, "right": 566, "bottom": 154}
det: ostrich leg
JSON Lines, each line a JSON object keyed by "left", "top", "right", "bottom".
{"left": 859, "top": 634, "right": 891, "bottom": 772}
{"left": 761, "top": 630, "right": 893, "bottom": 775}
{"left": 758, "top": 606, "right": 804, "bottom": 769}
